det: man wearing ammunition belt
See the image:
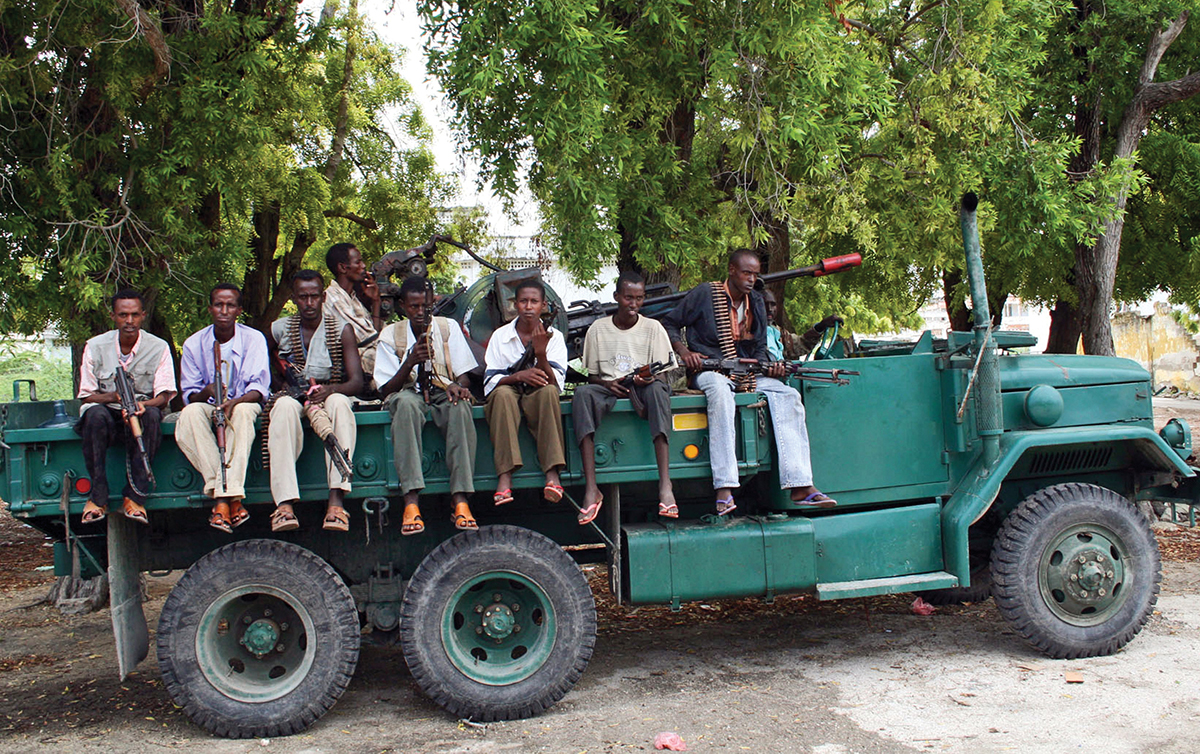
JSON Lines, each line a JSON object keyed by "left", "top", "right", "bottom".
{"left": 573, "top": 271, "right": 678, "bottom": 524}
{"left": 663, "top": 249, "right": 836, "bottom": 513}
{"left": 176, "top": 284, "right": 270, "bottom": 533}
{"left": 324, "top": 241, "right": 382, "bottom": 389}
{"left": 265, "top": 270, "right": 363, "bottom": 533}
{"left": 76, "top": 290, "right": 177, "bottom": 525}
{"left": 483, "top": 279, "right": 567, "bottom": 508}
{"left": 375, "top": 276, "right": 479, "bottom": 535}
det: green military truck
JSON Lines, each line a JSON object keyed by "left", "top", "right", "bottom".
{"left": 1, "top": 195, "right": 1196, "bottom": 738}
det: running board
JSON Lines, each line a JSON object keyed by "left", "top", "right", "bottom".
{"left": 817, "top": 571, "right": 958, "bottom": 600}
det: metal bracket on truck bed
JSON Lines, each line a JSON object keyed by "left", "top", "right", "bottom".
{"left": 108, "top": 515, "right": 148, "bottom": 679}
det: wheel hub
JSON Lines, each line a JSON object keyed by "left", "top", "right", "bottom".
{"left": 1040, "top": 525, "right": 1128, "bottom": 626}
{"left": 241, "top": 618, "right": 281, "bottom": 659}
{"left": 482, "top": 604, "right": 517, "bottom": 639}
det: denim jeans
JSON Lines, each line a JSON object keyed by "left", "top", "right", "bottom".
{"left": 695, "top": 372, "right": 813, "bottom": 490}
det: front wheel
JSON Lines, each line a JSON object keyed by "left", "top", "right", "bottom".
{"left": 991, "top": 483, "right": 1160, "bottom": 659}
{"left": 156, "top": 539, "right": 360, "bottom": 738}
{"left": 400, "top": 525, "right": 597, "bottom": 721}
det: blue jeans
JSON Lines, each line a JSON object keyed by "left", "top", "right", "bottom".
{"left": 695, "top": 372, "right": 814, "bottom": 490}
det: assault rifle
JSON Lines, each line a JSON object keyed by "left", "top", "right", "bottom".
{"left": 212, "top": 340, "right": 228, "bottom": 492}
{"left": 697, "top": 358, "right": 859, "bottom": 385}
{"left": 276, "top": 355, "right": 354, "bottom": 483}
{"left": 113, "top": 365, "right": 156, "bottom": 487}
{"left": 618, "top": 360, "right": 674, "bottom": 389}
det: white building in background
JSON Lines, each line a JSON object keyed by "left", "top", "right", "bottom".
{"left": 451, "top": 235, "right": 619, "bottom": 305}
{"left": 893, "top": 292, "right": 1053, "bottom": 352}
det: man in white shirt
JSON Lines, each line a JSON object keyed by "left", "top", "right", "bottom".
{"left": 483, "top": 279, "right": 567, "bottom": 507}
{"left": 375, "top": 276, "right": 479, "bottom": 534}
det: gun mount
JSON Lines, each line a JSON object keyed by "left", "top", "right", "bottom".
{"left": 371, "top": 234, "right": 504, "bottom": 321}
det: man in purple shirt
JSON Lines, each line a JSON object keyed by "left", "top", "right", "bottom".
{"left": 175, "top": 283, "right": 271, "bottom": 532}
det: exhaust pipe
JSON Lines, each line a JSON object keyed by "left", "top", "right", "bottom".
{"left": 960, "top": 193, "right": 1001, "bottom": 469}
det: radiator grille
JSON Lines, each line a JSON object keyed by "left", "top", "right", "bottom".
{"left": 1027, "top": 446, "right": 1114, "bottom": 475}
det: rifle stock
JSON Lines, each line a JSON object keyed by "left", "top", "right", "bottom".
{"left": 275, "top": 355, "right": 354, "bottom": 483}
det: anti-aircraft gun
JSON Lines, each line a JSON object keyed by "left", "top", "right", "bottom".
{"left": 561, "top": 253, "right": 862, "bottom": 359}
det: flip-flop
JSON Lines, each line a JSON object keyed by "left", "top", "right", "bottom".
{"left": 543, "top": 482, "right": 564, "bottom": 503}
{"left": 493, "top": 489, "right": 514, "bottom": 506}
{"left": 658, "top": 500, "right": 679, "bottom": 519}
{"left": 715, "top": 496, "right": 737, "bottom": 516}
{"left": 270, "top": 507, "right": 300, "bottom": 532}
{"left": 577, "top": 494, "right": 603, "bottom": 525}
{"left": 229, "top": 501, "right": 250, "bottom": 528}
{"left": 209, "top": 502, "right": 233, "bottom": 534}
{"left": 795, "top": 491, "right": 837, "bottom": 508}
{"left": 323, "top": 506, "right": 350, "bottom": 532}
{"left": 452, "top": 501, "right": 478, "bottom": 531}
{"left": 402, "top": 503, "right": 425, "bottom": 536}
{"left": 81, "top": 501, "right": 107, "bottom": 524}
{"left": 122, "top": 497, "right": 149, "bottom": 525}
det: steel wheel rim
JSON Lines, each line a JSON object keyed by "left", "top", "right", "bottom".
{"left": 195, "top": 585, "right": 317, "bottom": 702}
{"left": 1038, "top": 523, "right": 1130, "bottom": 627}
{"left": 441, "top": 570, "right": 557, "bottom": 686}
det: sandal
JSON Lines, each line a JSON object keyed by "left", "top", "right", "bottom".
{"left": 323, "top": 505, "right": 350, "bottom": 532}
{"left": 543, "top": 482, "right": 564, "bottom": 503}
{"left": 402, "top": 502, "right": 425, "bottom": 536}
{"left": 209, "top": 502, "right": 233, "bottom": 534}
{"left": 577, "top": 494, "right": 603, "bottom": 526}
{"left": 122, "top": 497, "right": 149, "bottom": 525}
{"left": 658, "top": 500, "right": 679, "bottom": 519}
{"left": 715, "top": 496, "right": 737, "bottom": 516}
{"left": 493, "top": 489, "right": 514, "bottom": 506}
{"left": 451, "top": 501, "right": 478, "bottom": 531}
{"left": 794, "top": 490, "right": 837, "bottom": 508}
{"left": 81, "top": 501, "right": 107, "bottom": 524}
{"left": 229, "top": 500, "right": 250, "bottom": 528}
{"left": 270, "top": 506, "right": 300, "bottom": 533}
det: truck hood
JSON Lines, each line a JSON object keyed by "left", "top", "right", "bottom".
{"left": 999, "top": 354, "right": 1150, "bottom": 392}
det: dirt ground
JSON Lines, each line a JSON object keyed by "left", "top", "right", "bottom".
{"left": 0, "top": 404, "right": 1198, "bottom": 752}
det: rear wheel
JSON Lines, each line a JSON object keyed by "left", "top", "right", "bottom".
{"left": 991, "top": 483, "right": 1160, "bottom": 659}
{"left": 157, "top": 539, "right": 360, "bottom": 738}
{"left": 400, "top": 525, "right": 596, "bottom": 721}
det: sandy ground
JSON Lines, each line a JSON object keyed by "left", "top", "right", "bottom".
{"left": 0, "top": 402, "right": 1198, "bottom": 752}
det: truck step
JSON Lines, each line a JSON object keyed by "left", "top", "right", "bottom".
{"left": 816, "top": 571, "right": 959, "bottom": 601}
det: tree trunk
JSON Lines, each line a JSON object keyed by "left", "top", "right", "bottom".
{"left": 325, "top": 0, "right": 357, "bottom": 183}
{"left": 243, "top": 201, "right": 282, "bottom": 330}
{"left": 943, "top": 268, "right": 971, "bottom": 332}
{"left": 1045, "top": 299, "right": 1082, "bottom": 354}
{"left": 754, "top": 211, "right": 794, "bottom": 331}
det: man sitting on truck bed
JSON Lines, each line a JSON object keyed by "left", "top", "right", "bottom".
{"left": 76, "top": 289, "right": 177, "bottom": 525}
{"left": 573, "top": 270, "right": 678, "bottom": 524}
{"left": 375, "top": 275, "right": 480, "bottom": 534}
{"left": 483, "top": 279, "right": 567, "bottom": 507}
{"left": 663, "top": 249, "right": 836, "bottom": 513}
{"left": 324, "top": 241, "right": 382, "bottom": 392}
{"left": 176, "top": 283, "right": 270, "bottom": 533}
{"left": 265, "top": 270, "right": 363, "bottom": 533}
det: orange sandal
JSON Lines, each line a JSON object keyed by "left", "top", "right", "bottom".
{"left": 122, "top": 497, "right": 149, "bottom": 525}
{"left": 229, "top": 500, "right": 250, "bottom": 528}
{"left": 402, "top": 502, "right": 425, "bottom": 536}
{"left": 81, "top": 501, "right": 107, "bottom": 524}
{"left": 452, "top": 501, "right": 478, "bottom": 531}
{"left": 209, "top": 502, "right": 233, "bottom": 534}
{"left": 323, "top": 506, "right": 350, "bottom": 532}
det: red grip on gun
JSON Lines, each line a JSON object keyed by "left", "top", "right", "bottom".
{"left": 813, "top": 253, "right": 862, "bottom": 277}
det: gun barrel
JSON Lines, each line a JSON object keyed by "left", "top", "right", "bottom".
{"left": 757, "top": 253, "right": 862, "bottom": 288}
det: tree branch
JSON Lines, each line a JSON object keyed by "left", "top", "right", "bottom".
{"left": 323, "top": 210, "right": 379, "bottom": 230}
{"left": 114, "top": 0, "right": 171, "bottom": 86}
{"left": 1138, "top": 11, "right": 1189, "bottom": 86}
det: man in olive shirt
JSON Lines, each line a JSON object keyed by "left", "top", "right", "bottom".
{"left": 573, "top": 271, "right": 677, "bottom": 524}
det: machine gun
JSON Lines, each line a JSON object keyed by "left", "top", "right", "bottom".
{"left": 276, "top": 356, "right": 354, "bottom": 483}
{"left": 563, "top": 253, "right": 862, "bottom": 360}
{"left": 372, "top": 234, "right": 504, "bottom": 321}
{"left": 697, "top": 358, "right": 859, "bottom": 385}
{"left": 114, "top": 365, "right": 156, "bottom": 488}
{"left": 414, "top": 279, "right": 435, "bottom": 403}
{"left": 212, "top": 340, "right": 228, "bottom": 492}
{"left": 617, "top": 360, "right": 674, "bottom": 389}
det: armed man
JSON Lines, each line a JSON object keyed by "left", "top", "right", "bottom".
{"left": 663, "top": 249, "right": 836, "bottom": 513}
{"left": 573, "top": 271, "right": 678, "bottom": 524}
{"left": 76, "top": 289, "right": 177, "bottom": 525}
{"left": 265, "top": 270, "right": 363, "bottom": 533}
{"left": 324, "top": 242, "right": 382, "bottom": 388}
{"left": 483, "top": 279, "right": 567, "bottom": 508}
{"left": 175, "top": 283, "right": 270, "bottom": 533}
{"left": 375, "top": 276, "right": 480, "bottom": 534}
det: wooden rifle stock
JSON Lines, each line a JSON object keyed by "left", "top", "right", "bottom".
{"left": 114, "top": 365, "right": 156, "bottom": 485}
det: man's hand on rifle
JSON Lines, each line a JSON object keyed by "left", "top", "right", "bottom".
{"left": 122, "top": 400, "right": 147, "bottom": 420}
{"left": 405, "top": 340, "right": 432, "bottom": 367}
{"left": 445, "top": 382, "right": 471, "bottom": 404}
{"left": 815, "top": 314, "right": 844, "bottom": 333}
{"left": 602, "top": 379, "right": 631, "bottom": 398}
{"left": 515, "top": 368, "right": 550, "bottom": 388}
{"left": 307, "top": 383, "right": 337, "bottom": 404}
{"left": 766, "top": 362, "right": 786, "bottom": 379}
{"left": 674, "top": 345, "right": 704, "bottom": 370}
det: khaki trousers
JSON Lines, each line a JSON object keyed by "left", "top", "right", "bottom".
{"left": 485, "top": 384, "right": 565, "bottom": 475}
{"left": 268, "top": 393, "right": 356, "bottom": 503}
{"left": 176, "top": 401, "right": 262, "bottom": 501}
{"left": 388, "top": 390, "right": 476, "bottom": 496}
